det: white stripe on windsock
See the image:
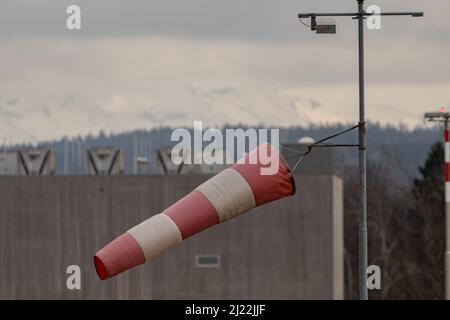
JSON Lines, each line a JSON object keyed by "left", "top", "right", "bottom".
{"left": 196, "top": 168, "right": 256, "bottom": 223}
{"left": 446, "top": 182, "right": 450, "bottom": 203}
{"left": 446, "top": 142, "right": 450, "bottom": 162}
{"left": 127, "top": 213, "right": 182, "bottom": 261}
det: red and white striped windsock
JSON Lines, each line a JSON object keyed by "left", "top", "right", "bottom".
{"left": 94, "top": 143, "right": 295, "bottom": 280}
{"left": 446, "top": 126, "right": 450, "bottom": 204}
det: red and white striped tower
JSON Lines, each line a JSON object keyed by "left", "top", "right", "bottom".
{"left": 425, "top": 109, "right": 450, "bottom": 299}
{"left": 445, "top": 119, "right": 450, "bottom": 300}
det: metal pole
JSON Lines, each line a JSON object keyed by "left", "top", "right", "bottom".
{"left": 357, "top": 0, "right": 368, "bottom": 300}
{"left": 445, "top": 120, "right": 450, "bottom": 300}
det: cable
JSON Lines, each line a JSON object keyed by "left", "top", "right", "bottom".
{"left": 284, "top": 144, "right": 359, "bottom": 161}
{"left": 291, "top": 153, "right": 308, "bottom": 173}
{"left": 309, "top": 123, "right": 361, "bottom": 147}
{"left": 299, "top": 17, "right": 311, "bottom": 29}
{"left": 311, "top": 144, "right": 360, "bottom": 148}
{"left": 280, "top": 145, "right": 305, "bottom": 155}
{"left": 282, "top": 123, "right": 363, "bottom": 173}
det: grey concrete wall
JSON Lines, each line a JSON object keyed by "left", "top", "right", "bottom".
{"left": 0, "top": 174, "right": 343, "bottom": 299}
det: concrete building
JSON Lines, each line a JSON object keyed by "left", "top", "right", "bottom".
{"left": 155, "top": 146, "right": 230, "bottom": 175}
{"left": 0, "top": 147, "right": 55, "bottom": 176}
{"left": 86, "top": 147, "right": 124, "bottom": 175}
{"left": 0, "top": 171, "right": 343, "bottom": 299}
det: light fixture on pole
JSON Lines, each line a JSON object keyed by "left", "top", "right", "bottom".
{"left": 298, "top": 0, "right": 423, "bottom": 300}
{"left": 424, "top": 109, "right": 450, "bottom": 300}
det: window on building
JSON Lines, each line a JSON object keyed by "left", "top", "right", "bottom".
{"left": 195, "top": 254, "right": 220, "bottom": 268}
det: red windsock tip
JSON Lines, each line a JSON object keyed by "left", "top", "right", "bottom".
{"left": 94, "top": 255, "right": 108, "bottom": 280}
{"left": 94, "top": 233, "right": 145, "bottom": 280}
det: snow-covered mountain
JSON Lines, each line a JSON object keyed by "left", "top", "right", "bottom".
{"left": 0, "top": 81, "right": 431, "bottom": 146}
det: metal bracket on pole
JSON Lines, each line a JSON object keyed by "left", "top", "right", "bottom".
{"left": 310, "top": 15, "right": 317, "bottom": 31}
{"left": 358, "top": 121, "right": 366, "bottom": 151}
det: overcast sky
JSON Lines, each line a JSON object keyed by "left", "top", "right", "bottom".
{"left": 0, "top": 0, "right": 449, "bottom": 143}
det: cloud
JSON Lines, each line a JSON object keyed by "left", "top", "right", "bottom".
{"left": 0, "top": 1, "right": 448, "bottom": 143}
{"left": 0, "top": 0, "right": 443, "bottom": 43}
{"left": 0, "top": 109, "right": 22, "bottom": 119}
{"left": 6, "top": 98, "right": 19, "bottom": 106}
{"left": 30, "top": 106, "right": 51, "bottom": 117}
{"left": 0, "top": 35, "right": 449, "bottom": 143}
{"left": 308, "top": 99, "right": 322, "bottom": 109}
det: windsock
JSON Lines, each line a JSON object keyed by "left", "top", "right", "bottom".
{"left": 94, "top": 143, "right": 295, "bottom": 280}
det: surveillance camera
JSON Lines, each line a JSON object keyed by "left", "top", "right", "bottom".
{"left": 315, "top": 18, "right": 336, "bottom": 34}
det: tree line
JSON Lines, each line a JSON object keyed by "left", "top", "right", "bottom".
{"left": 344, "top": 142, "right": 445, "bottom": 299}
